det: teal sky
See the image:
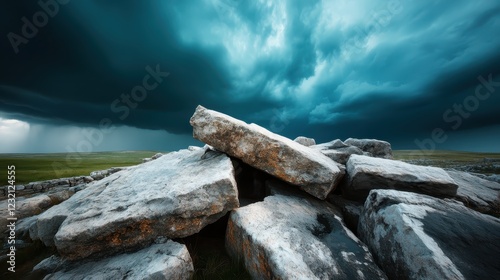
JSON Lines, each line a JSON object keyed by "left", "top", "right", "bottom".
{"left": 1, "top": 0, "right": 500, "bottom": 153}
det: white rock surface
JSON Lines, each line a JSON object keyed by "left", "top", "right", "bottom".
{"left": 226, "top": 194, "right": 387, "bottom": 280}
{"left": 447, "top": 170, "right": 500, "bottom": 215}
{"left": 31, "top": 148, "right": 239, "bottom": 260}
{"left": 190, "top": 105, "right": 342, "bottom": 199}
{"left": 344, "top": 155, "right": 458, "bottom": 200}
{"left": 40, "top": 241, "right": 193, "bottom": 280}
{"left": 359, "top": 189, "right": 500, "bottom": 280}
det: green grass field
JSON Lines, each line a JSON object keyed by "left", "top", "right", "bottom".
{"left": 393, "top": 150, "right": 500, "bottom": 162}
{"left": 0, "top": 151, "right": 160, "bottom": 186}
{"left": 393, "top": 150, "right": 500, "bottom": 174}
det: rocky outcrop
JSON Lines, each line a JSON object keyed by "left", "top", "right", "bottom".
{"left": 226, "top": 194, "right": 387, "bottom": 279}
{"left": 190, "top": 105, "right": 343, "bottom": 200}
{"left": 31, "top": 148, "right": 239, "bottom": 260}
{"left": 447, "top": 170, "right": 500, "bottom": 215}
{"left": 293, "top": 136, "right": 316, "bottom": 146}
{"left": 359, "top": 189, "right": 500, "bottom": 279}
{"left": 38, "top": 241, "right": 193, "bottom": 280}
{"left": 344, "top": 138, "right": 393, "bottom": 159}
{"left": 343, "top": 155, "right": 458, "bottom": 200}
{"left": 7, "top": 105, "right": 499, "bottom": 279}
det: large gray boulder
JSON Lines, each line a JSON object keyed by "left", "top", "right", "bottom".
{"left": 359, "top": 189, "right": 500, "bottom": 280}
{"left": 190, "top": 105, "right": 343, "bottom": 200}
{"left": 39, "top": 241, "right": 193, "bottom": 280}
{"left": 31, "top": 148, "right": 239, "bottom": 260}
{"left": 447, "top": 170, "right": 500, "bottom": 215}
{"left": 226, "top": 194, "right": 387, "bottom": 280}
{"left": 344, "top": 138, "right": 393, "bottom": 159}
{"left": 343, "top": 155, "right": 458, "bottom": 200}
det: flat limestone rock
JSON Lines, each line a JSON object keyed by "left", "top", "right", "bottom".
{"left": 447, "top": 170, "right": 500, "bottom": 215}
{"left": 226, "top": 194, "right": 387, "bottom": 280}
{"left": 359, "top": 189, "right": 500, "bottom": 280}
{"left": 41, "top": 241, "right": 193, "bottom": 280}
{"left": 344, "top": 155, "right": 458, "bottom": 200}
{"left": 190, "top": 105, "right": 342, "bottom": 199}
{"left": 32, "top": 148, "right": 238, "bottom": 260}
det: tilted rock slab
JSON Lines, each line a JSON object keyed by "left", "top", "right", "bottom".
{"left": 343, "top": 155, "right": 458, "bottom": 200}
{"left": 40, "top": 241, "right": 193, "bottom": 280}
{"left": 226, "top": 194, "right": 387, "bottom": 280}
{"left": 31, "top": 148, "right": 238, "bottom": 260}
{"left": 359, "top": 189, "right": 500, "bottom": 279}
{"left": 190, "top": 105, "right": 342, "bottom": 199}
{"left": 447, "top": 170, "right": 500, "bottom": 216}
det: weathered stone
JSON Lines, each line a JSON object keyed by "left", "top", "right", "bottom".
{"left": 39, "top": 241, "right": 193, "bottom": 280}
{"left": 327, "top": 194, "right": 363, "bottom": 234}
{"left": 293, "top": 136, "right": 316, "bottom": 146}
{"left": 32, "top": 148, "right": 238, "bottom": 260}
{"left": 343, "top": 155, "right": 458, "bottom": 200}
{"left": 190, "top": 105, "right": 342, "bottom": 199}
{"left": 226, "top": 194, "right": 387, "bottom": 280}
{"left": 46, "top": 189, "right": 74, "bottom": 205}
{"left": 15, "top": 215, "right": 39, "bottom": 240}
{"left": 447, "top": 170, "right": 500, "bottom": 215}
{"left": 312, "top": 139, "right": 349, "bottom": 150}
{"left": 152, "top": 152, "right": 164, "bottom": 159}
{"left": 320, "top": 147, "right": 363, "bottom": 164}
{"left": 359, "top": 189, "right": 500, "bottom": 280}
{"left": 344, "top": 138, "right": 393, "bottom": 159}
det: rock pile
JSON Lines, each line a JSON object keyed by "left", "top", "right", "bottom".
{"left": 6, "top": 105, "right": 500, "bottom": 279}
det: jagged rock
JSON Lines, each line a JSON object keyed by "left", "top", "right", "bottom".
{"left": 359, "top": 189, "right": 500, "bottom": 279}
{"left": 38, "top": 241, "right": 193, "bottom": 280}
{"left": 343, "top": 155, "right": 458, "bottom": 200}
{"left": 312, "top": 140, "right": 365, "bottom": 164}
{"left": 474, "top": 173, "right": 500, "bottom": 184}
{"left": 327, "top": 194, "right": 363, "bottom": 234}
{"left": 293, "top": 136, "right": 316, "bottom": 146}
{"left": 0, "top": 195, "right": 52, "bottom": 228}
{"left": 344, "top": 138, "right": 393, "bottom": 159}
{"left": 312, "top": 139, "right": 349, "bottom": 150}
{"left": 226, "top": 194, "right": 387, "bottom": 279}
{"left": 31, "top": 148, "right": 239, "bottom": 260}
{"left": 142, "top": 157, "right": 152, "bottom": 163}
{"left": 14, "top": 215, "right": 38, "bottom": 241}
{"left": 319, "top": 146, "right": 364, "bottom": 164}
{"left": 152, "top": 152, "right": 164, "bottom": 159}
{"left": 190, "top": 105, "right": 342, "bottom": 200}
{"left": 447, "top": 170, "right": 500, "bottom": 215}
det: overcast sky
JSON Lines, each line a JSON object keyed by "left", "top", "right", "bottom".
{"left": 1, "top": 0, "right": 499, "bottom": 153}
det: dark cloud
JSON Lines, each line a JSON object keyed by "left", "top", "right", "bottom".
{"left": 1, "top": 0, "right": 499, "bottom": 152}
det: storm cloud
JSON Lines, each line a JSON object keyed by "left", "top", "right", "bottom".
{"left": 1, "top": 0, "right": 499, "bottom": 152}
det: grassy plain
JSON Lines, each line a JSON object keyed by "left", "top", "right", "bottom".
{"left": 393, "top": 150, "right": 500, "bottom": 174}
{"left": 0, "top": 151, "right": 159, "bottom": 185}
